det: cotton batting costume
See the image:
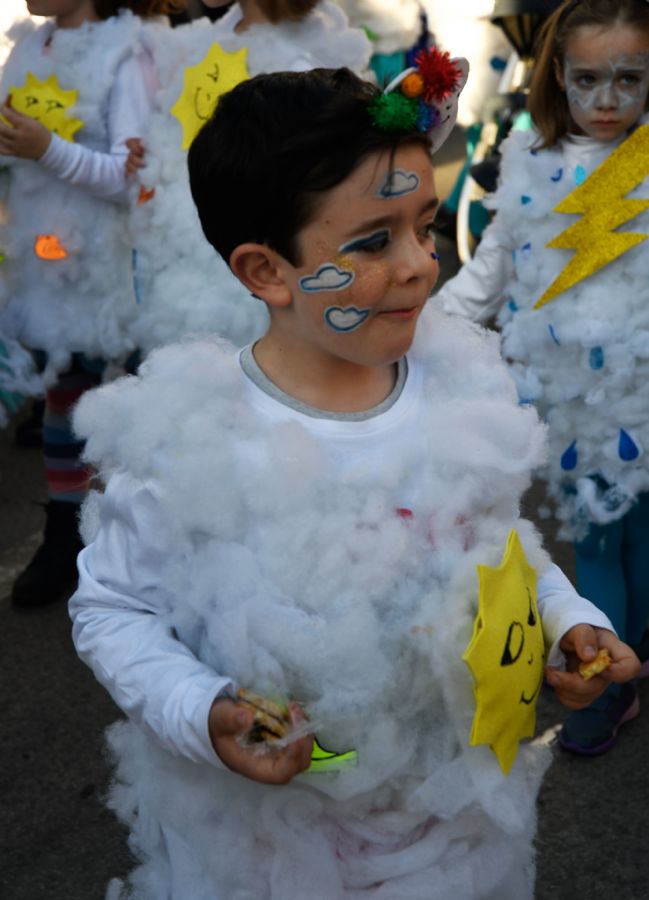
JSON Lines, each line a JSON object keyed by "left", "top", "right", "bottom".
{"left": 71, "top": 307, "right": 613, "bottom": 899}
{"left": 128, "top": 2, "right": 371, "bottom": 356}
{"left": 437, "top": 127, "right": 649, "bottom": 651}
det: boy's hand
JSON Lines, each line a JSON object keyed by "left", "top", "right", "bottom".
{"left": 545, "top": 625, "right": 640, "bottom": 709}
{"left": 208, "top": 696, "right": 313, "bottom": 784}
{"left": 125, "top": 137, "right": 146, "bottom": 178}
{"left": 0, "top": 100, "right": 52, "bottom": 160}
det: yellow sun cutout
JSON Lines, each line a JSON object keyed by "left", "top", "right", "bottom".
{"left": 170, "top": 43, "right": 249, "bottom": 150}
{"left": 8, "top": 72, "right": 83, "bottom": 143}
{"left": 462, "top": 529, "right": 545, "bottom": 775}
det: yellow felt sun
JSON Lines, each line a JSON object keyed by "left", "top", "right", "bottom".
{"left": 170, "top": 43, "right": 249, "bottom": 150}
{"left": 9, "top": 72, "right": 83, "bottom": 143}
{"left": 462, "top": 530, "right": 544, "bottom": 775}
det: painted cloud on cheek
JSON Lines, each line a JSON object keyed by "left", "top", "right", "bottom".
{"left": 299, "top": 264, "right": 355, "bottom": 292}
{"left": 324, "top": 306, "right": 370, "bottom": 332}
{"left": 378, "top": 169, "right": 420, "bottom": 199}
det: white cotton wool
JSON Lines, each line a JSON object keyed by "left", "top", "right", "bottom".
{"left": 333, "top": 0, "right": 423, "bottom": 56}
{"left": 128, "top": 3, "right": 371, "bottom": 357}
{"left": 485, "top": 129, "right": 649, "bottom": 538}
{"left": 0, "top": 14, "right": 145, "bottom": 385}
{"left": 75, "top": 306, "right": 555, "bottom": 898}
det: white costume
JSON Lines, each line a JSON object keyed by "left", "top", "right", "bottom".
{"left": 437, "top": 129, "right": 649, "bottom": 539}
{"left": 128, "top": 2, "right": 372, "bottom": 355}
{"left": 0, "top": 13, "right": 153, "bottom": 385}
{"left": 70, "top": 307, "right": 611, "bottom": 899}
{"left": 333, "top": 0, "right": 422, "bottom": 56}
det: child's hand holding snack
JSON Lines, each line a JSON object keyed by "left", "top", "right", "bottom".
{"left": 545, "top": 624, "right": 640, "bottom": 709}
{"left": 208, "top": 690, "right": 313, "bottom": 784}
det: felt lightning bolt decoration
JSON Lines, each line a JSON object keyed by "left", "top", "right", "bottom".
{"left": 534, "top": 124, "right": 649, "bottom": 310}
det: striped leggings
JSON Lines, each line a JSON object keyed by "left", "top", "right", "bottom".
{"left": 43, "top": 355, "right": 104, "bottom": 503}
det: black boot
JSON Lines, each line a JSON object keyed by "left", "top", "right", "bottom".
{"left": 11, "top": 501, "right": 83, "bottom": 608}
{"left": 14, "top": 399, "right": 45, "bottom": 448}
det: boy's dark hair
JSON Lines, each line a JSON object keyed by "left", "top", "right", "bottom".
{"left": 187, "top": 68, "right": 432, "bottom": 266}
{"left": 528, "top": 0, "right": 649, "bottom": 148}
{"left": 93, "top": 0, "right": 184, "bottom": 18}
{"left": 257, "top": 0, "right": 320, "bottom": 21}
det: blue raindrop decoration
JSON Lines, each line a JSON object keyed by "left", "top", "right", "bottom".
{"left": 551, "top": 168, "right": 563, "bottom": 182}
{"left": 589, "top": 346, "right": 604, "bottom": 370}
{"left": 508, "top": 299, "right": 519, "bottom": 312}
{"left": 619, "top": 429, "right": 640, "bottom": 461}
{"left": 548, "top": 324, "right": 561, "bottom": 345}
{"left": 561, "top": 441, "right": 578, "bottom": 470}
{"left": 575, "top": 165, "right": 587, "bottom": 185}
{"left": 521, "top": 195, "right": 532, "bottom": 205}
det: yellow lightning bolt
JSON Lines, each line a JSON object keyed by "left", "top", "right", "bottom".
{"left": 534, "top": 124, "right": 649, "bottom": 310}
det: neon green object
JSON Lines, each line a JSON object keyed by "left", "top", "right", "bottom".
{"left": 308, "top": 736, "right": 358, "bottom": 773}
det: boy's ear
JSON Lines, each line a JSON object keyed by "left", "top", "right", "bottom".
{"left": 229, "top": 243, "right": 292, "bottom": 307}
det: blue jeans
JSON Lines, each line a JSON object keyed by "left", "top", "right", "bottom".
{"left": 574, "top": 492, "right": 649, "bottom": 647}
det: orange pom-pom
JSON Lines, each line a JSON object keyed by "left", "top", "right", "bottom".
{"left": 401, "top": 72, "right": 424, "bottom": 99}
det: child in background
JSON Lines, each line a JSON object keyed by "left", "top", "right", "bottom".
{"left": 0, "top": 0, "right": 178, "bottom": 608}
{"left": 70, "top": 62, "right": 638, "bottom": 898}
{"left": 124, "top": 0, "right": 371, "bottom": 357}
{"left": 436, "top": 0, "right": 649, "bottom": 755}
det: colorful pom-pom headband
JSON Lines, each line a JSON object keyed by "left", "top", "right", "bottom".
{"left": 368, "top": 47, "right": 470, "bottom": 154}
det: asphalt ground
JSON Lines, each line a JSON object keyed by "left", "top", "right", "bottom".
{"left": 2, "top": 130, "right": 649, "bottom": 899}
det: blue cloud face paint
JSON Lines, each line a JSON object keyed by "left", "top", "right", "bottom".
{"left": 377, "top": 169, "right": 420, "bottom": 199}
{"left": 299, "top": 263, "right": 355, "bottom": 293}
{"left": 324, "top": 306, "right": 370, "bottom": 333}
{"left": 338, "top": 229, "right": 391, "bottom": 255}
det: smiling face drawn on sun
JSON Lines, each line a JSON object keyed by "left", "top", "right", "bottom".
{"left": 462, "top": 529, "right": 545, "bottom": 775}
{"left": 170, "top": 43, "right": 249, "bottom": 150}
{"left": 8, "top": 72, "right": 83, "bottom": 142}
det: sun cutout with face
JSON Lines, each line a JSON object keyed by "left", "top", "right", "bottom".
{"left": 7, "top": 72, "right": 83, "bottom": 143}
{"left": 462, "top": 529, "right": 545, "bottom": 775}
{"left": 170, "top": 43, "right": 250, "bottom": 150}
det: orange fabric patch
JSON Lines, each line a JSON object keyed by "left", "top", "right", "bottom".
{"left": 34, "top": 234, "right": 68, "bottom": 260}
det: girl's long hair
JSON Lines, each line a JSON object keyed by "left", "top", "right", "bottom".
{"left": 528, "top": 0, "right": 649, "bottom": 147}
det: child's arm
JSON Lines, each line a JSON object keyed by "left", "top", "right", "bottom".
{"left": 434, "top": 218, "right": 515, "bottom": 323}
{"left": 70, "top": 470, "right": 312, "bottom": 782}
{"left": 537, "top": 563, "right": 640, "bottom": 708}
{"left": 0, "top": 49, "right": 154, "bottom": 200}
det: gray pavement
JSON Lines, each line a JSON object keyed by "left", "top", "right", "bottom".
{"left": 2, "top": 132, "right": 649, "bottom": 898}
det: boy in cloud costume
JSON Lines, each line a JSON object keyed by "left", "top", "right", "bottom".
{"left": 126, "top": 0, "right": 371, "bottom": 355}
{"left": 70, "top": 58, "right": 639, "bottom": 899}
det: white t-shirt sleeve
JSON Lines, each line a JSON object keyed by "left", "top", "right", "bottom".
{"left": 537, "top": 563, "right": 615, "bottom": 668}
{"left": 434, "top": 217, "right": 515, "bottom": 323}
{"left": 37, "top": 49, "right": 155, "bottom": 200}
{"left": 69, "top": 470, "right": 234, "bottom": 767}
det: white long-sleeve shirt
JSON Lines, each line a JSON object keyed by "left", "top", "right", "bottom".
{"left": 37, "top": 48, "right": 155, "bottom": 200}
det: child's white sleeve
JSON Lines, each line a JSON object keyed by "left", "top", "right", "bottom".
{"left": 434, "top": 218, "right": 515, "bottom": 323}
{"left": 69, "top": 470, "right": 233, "bottom": 768}
{"left": 37, "top": 48, "right": 155, "bottom": 201}
{"left": 537, "top": 563, "right": 615, "bottom": 668}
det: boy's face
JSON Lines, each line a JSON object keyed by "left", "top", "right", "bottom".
{"left": 275, "top": 143, "right": 439, "bottom": 370}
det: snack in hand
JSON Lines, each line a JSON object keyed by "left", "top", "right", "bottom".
{"left": 578, "top": 648, "right": 612, "bottom": 681}
{"left": 236, "top": 688, "right": 290, "bottom": 743}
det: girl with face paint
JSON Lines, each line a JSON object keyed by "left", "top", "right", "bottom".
{"left": 437, "top": 0, "right": 649, "bottom": 756}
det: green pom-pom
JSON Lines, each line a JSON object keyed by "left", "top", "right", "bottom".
{"left": 368, "top": 93, "right": 419, "bottom": 132}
